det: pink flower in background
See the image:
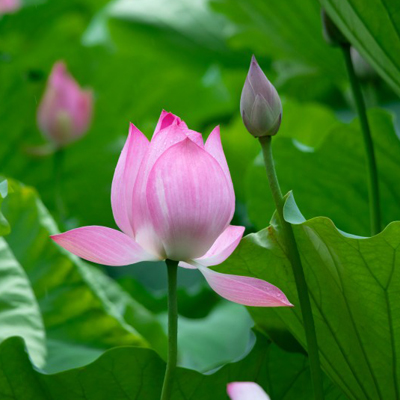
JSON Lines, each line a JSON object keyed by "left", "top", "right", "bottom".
{"left": 0, "top": 0, "right": 20, "bottom": 14}
{"left": 51, "top": 111, "right": 291, "bottom": 307}
{"left": 37, "top": 62, "right": 93, "bottom": 148}
{"left": 227, "top": 382, "right": 270, "bottom": 400}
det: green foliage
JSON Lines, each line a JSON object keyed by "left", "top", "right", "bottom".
{"left": 0, "top": 332, "right": 345, "bottom": 400}
{"left": 246, "top": 109, "right": 400, "bottom": 236}
{"left": 320, "top": 0, "right": 400, "bottom": 96}
{"left": 1, "top": 181, "right": 167, "bottom": 372}
{"left": 1, "top": 0, "right": 400, "bottom": 396}
{"left": 217, "top": 193, "right": 400, "bottom": 400}
{"left": 0, "top": 239, "right": 46, "bottom": 368}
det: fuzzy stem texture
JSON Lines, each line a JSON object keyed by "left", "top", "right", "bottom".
{"left": 160, "top": 259, "right": 179, "bottom": 400}
{"left": 341, "top": 44, "right": 381, "bottom": 235}
{"left": 259, "top": 136, "right": 324, "bottom": 400}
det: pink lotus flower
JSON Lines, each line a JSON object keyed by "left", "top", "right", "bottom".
{"left": 51, "top": 111, "right": 291, "bottom": 307}
{"left": 227, "top": 382, "right": 270, "bottom": 400}
{"left": 37, "top": 62, "right": 93, "bottom": 148}
{"left": 0, "top": 0, "right": 20, "bottom": 14}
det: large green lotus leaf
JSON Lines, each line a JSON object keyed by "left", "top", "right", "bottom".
{"left": 211, "top": 0, "right": 345, "bottom": 83}
{"left": 246, "top": 109, "right": 400, "bottom": 236}
{"left": 159, "top": 301, "right": 253, "bottom": 372}
{"left": 0, "top": 238, "right": 46, "bottom": 368}
{"left": 216, "top": 192, "right": 400, "bottom": 400}
{"left": 0, "top": 332, "right": 345, "bottom": 400}
{"left": 1, "top": 181, "right": 167, "bottom": 372}
{"left": 320, "top": 0, "right": 400, "bottom": 96}
{"left": 0, "top": 180, "right": 46, "bottom": 367}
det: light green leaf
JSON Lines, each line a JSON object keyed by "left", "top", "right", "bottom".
{"left": 159, "top": 301, "right": 253, "bottom": 372}
{"left": 217, "top": 194, "right": 400, "bottom": 400}
{"left": 0, "top": 238, "right": 46, "bottom": 368}
{"left": 320, "top": 0, "right": 400, "bottom": 96}
{"left": 0, "top": 179, "right": 46, "bottom": 367}
{"left": 2, "top": 181, "right": 167, "bottom": 372}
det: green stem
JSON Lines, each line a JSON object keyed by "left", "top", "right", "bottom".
{"left": 259, "top": 136, "right": 324, "bottom": 400}
{"left": 341, "top": 44, "right": 381, "bottom": 235}
{"left": 53, "top": 148, "right": 66, "bottom": 225}
{"left": 160, "top": 259, "right": 179, "bottom": 400}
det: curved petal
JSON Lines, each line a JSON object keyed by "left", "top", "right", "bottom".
{"left": 199, "top": 267, "right": 293, "bottom": 307}
{"left": 146, "top": 138, "right": 233, "bottom": 261}
{"left": 205, "top": 126, "right": 232, "bottom": 187}
{"left": 51, "top": 226, "right": 158, "bottom": 266}
{"left": 205, "top": 126, "right": 234, "bottom": 218}
{"left": 187, "top": 225, "right": 244, "bottom": 267}
{"left": 227, "top": 382, "right": 270, "bottom": 400}
{"left": 131, "top": 118, "right": 188, "bottom": 255}
{"left": 111, "top": 123, "right": 149, "bottom": 236}
{"left": 132, "top": 113, "right": 206, "bottom": 255}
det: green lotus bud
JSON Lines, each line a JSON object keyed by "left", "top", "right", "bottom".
{"left": 240, "top": 55, "right": 282, "bottom": 137}
{"left": 321, "top": 9, "right": 349, "bottom": 47}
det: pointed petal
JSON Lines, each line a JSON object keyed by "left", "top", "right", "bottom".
{"left": 205, "top": 126, "right": 232, "bottom": 186}
{"left": 153, "top": 110, "right": 187, "bottom": 136}
{"left": 193, "top": 225, "right": 245, "bottom": 266}
{"left": 227, "top": 382, "right": 270, "bottom": 400}
{"left": 146, "top": 138, "right": 233, "bottom": 261}
{"left": 111, "top": 124, "right": 149, "bottom": 236}
{"left": 205, "top": 126, "right": 234, "bottom": 218}
{"left": 199, "top": 267, "right": 293, "bottom": 307}
{"left": 132, "top": 118, "right": 188, "bottom": 255}
{"left": 51, "top": 226, "right": 158, "bottom": 266}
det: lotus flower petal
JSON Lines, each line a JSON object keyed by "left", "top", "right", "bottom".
{"left": 154, "top": 110, "right": 187, "bottom": 136}
{"left": 132, "top": 115, "right": 191, "bottom": 255}
{"left": 205, "top": 126, "right": 234, "bottom": 207}
{"left": 146, "top": 138, "right": 232, "bottom": 260}
{"left": 179, "top": 225, "right": 244, "bottom": 268}
{"left": 227, "top": 382, "right": 271, "bottom": 400}
{"left": 111, "top": 123, "right": 149, "bottom": 236}
{"left": 51, "top": 226, "right": 158, "bottom": 266}
{"left": 199, "top": 267, "right": 293, "bottom": 307}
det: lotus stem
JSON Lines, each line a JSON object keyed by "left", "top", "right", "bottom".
{"left": 259, "top": 136, "right": 324, "bottom": 400}
{"left": 341, "top": 44, "right": 381, "bottom": 236}
{"left": 160, "top": 259, "right": 179, "bottom": 400}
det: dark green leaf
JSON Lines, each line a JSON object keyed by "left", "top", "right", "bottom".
{"left": 320, "top": 0, "right": 400, "bottom": 96}
{"left": 0, "top": 332, "right": 345, "bottom": 400}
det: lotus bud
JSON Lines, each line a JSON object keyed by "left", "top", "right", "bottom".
{"left": 37, "top": 62, "right": 93, "bottom": 148}
{"left": 0, "top": 0, "right": 20, "bottom": 14}
{"left": 321, "top": 9, "right": 349, "bottom": 47}
{"left": 240, "top": 56, "right": 282, "bottom": 137}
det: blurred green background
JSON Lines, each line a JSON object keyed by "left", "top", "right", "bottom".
{"left": 1, "top": 0, "right": 400, "bottom": 396}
